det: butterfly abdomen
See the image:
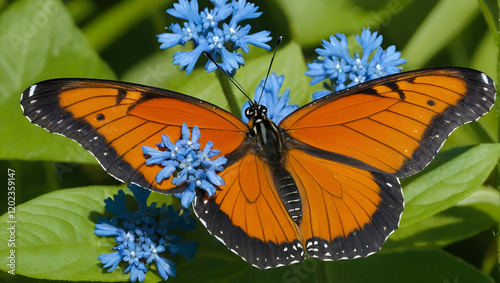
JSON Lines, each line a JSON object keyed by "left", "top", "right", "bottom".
{"left": 271, "top": 166, "right": 302, "bottom": 224}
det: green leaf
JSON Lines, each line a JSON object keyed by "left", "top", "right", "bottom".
{"left": 402, "top": 0, "right": 480, "bottom": 69}
{"left": 400, "top": 144, "right": 500, "bottom": 227}
{"left": 456, "top": 185, "right": 500, "bottom": 222}
{"left": 0, "top": 185, "right": 133, "bottom": 281}
{"left": 471, "top": 27, "right": 498, "bottom": 78}
{"left": 0, "top": 0, "right": 115, "bottom": 163}
{"left": 386, "top": 187, "right": 499, "bottom": 250}
{"left": 177, "top": 248, "right": 493, "bottom": 283}
{"left": 233, "top": 40, "right": 312, "bottom": 107}
{"left": 275, "top": 0, "right": 414, "bottom": 48}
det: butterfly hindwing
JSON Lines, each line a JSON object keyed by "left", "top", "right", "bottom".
{"left": 280, "top": 68, "right": 496, "bottom": 177}
{"left": 285, "top": 149, "right": 403, "bottom": 260}
{"left": 194, "top": 152, "right": 305, "bottom": 269}
{"left": 21, "top": 79, "right": 248, "bottom": 193}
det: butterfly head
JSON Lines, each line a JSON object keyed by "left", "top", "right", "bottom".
{"left": 244, "top": 102, "right": 268, "bottom": 122}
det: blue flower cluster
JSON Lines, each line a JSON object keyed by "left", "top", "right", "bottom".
{"left": 142, "top": 123, "right": 227, "bottom": 208}
{"left": 158, "top": 0, "right": 272, "bottom": 74}
{"left": 241, "top": 73, "right": 298, "bottom": 125}
{"left": 95, "top": 185, "right": 198, "bottom": 282}
{"left": 306, "top": 28, "right": 406, "bottom": 100}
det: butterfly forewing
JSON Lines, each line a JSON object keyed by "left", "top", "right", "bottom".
{"left": 280, "top": 68, "right": 496, "bottom": 177}
{"left": 21, "top": 79, "right": 248, "bottom": 193}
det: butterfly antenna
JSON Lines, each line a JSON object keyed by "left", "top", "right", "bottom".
{"left": 203, "top": 52, "right": 253, "bottom": 106}
{"left": 257, "top": 36, "right": 283, "bottom": 105}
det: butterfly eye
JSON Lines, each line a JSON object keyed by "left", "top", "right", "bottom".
{"left": 258, "top": 105, "right": 268, "bottom": 115}
{"left": 245, "top": 107, "right": 254, "bottom": 119}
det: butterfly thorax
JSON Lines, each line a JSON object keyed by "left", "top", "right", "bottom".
{"left": 248, "top": 117, "right": 285, "bottom": 164}
{"left": 245, "top": 103, "right": 285, "bottom": 164}
{"left": 245, "top": 103, "right": 302, "bottom": 224}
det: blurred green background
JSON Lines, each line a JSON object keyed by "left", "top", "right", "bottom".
{"left": 0, "top": 0, "right": 498, "bottom": 282}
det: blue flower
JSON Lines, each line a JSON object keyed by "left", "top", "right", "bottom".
{"left": 97, "top": 251, "right": 122, "bottom": 272}
{"left": 95, "top": 184, "right": 199, "bottom": 282}
{"left": 143, "top": 239, "right": 177, "bottom": 280}
{"left": 306, "top": 28, "right": 406, "bottom": 99}
{"left": 122, "top": 243, "right": 148, "bottom": 282}
{"left": 142, "top": 123, "right": 227, "bottom": 208}
{"left": 158, "top": 0, "right": 272, "bottom": 74}
{"left": 101, "top": 190, "right": 131, "bottom": 220}
{"left": 175, "top": 169, "right": 215, "bottom": 207}
{"left": 241, "top": 73, "right": 299, "bottom": 125}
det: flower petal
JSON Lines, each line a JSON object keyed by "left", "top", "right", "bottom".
{"left": 98, "top": 251, "right": 123, "bottom": 272}
{"left": 155, "top": 257, "right": 177, "bottom": 280}
{"left": 172, "top": 40, "right": 209, "bottom": 74}
{"left": 167, "top": 0, "right": 201, "bottom": 24}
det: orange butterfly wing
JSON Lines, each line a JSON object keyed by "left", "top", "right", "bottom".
{"left": 21, "top": 79, "right": 248, "bottom": 193}
{"left": 280, "top": 68, "right": 496, "bottom": 177}
{"left": 194, "top": 152, "right": 304, "bottom": 268}
{"left": 277, "top": 68, "right": 495, "bottom": 260}
{"left": 285, "top": 149, "right": 403, "bottom": 260}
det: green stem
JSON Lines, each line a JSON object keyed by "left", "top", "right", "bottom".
{"left": 216, "top": 71, "right": 241, "bottom": 117}
{"left": 402, "top": 0, "right": 479, "bottom": 69}
{"left": 82, "top": 0, "right": 169, "bottom": 52}
{"left": 496, "top": 92, "right": 500, "bottom": 189}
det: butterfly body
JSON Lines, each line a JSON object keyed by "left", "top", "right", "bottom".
{"left": 21, "top": 68, "right": 496, "bottom": 269}
{"left": 245, "top": 104, "right": 303, "bottom": 223}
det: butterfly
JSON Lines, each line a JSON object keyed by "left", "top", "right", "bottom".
{"left": 21, "top": 67, "right": 496, "bottom": 269}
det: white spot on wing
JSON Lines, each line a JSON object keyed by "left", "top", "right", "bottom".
{"left": 29, "top": 85, "right": 37, "bottom": 97}
{"left": 481, "top": 73, "right": 489, "bottom": 84}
